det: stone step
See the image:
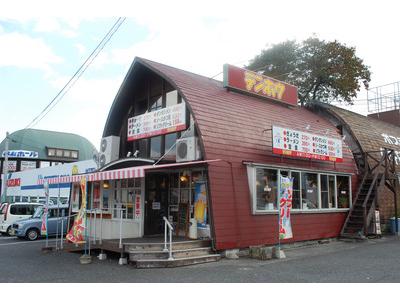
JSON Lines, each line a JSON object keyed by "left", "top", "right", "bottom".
{"left": 129, "top": 247, "right": 212, "bottom": 260}
{"left": 134, "top": 254, "right": 221, "bottom": 269}
{"left": 125, "top": 239, "right": 211, "bottom": 252}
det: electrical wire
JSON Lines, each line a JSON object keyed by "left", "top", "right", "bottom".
{"left": 25, "top": 17, "right": 126, "bottom": 129}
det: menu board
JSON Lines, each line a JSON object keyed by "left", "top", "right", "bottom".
{"left": 127, "top": 103, "right": 187, "bottom": 141}
{"left": 272, "top": 126, "right": 343, "bottom": 162}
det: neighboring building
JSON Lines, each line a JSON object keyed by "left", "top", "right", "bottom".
{"left": 1, "top": 129, "right": 98, "bottom": 196}
{"left": 311, "top": 103, "right": 400, "bottom": 228}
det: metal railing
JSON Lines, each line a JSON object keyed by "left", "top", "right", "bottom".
{"left": 163, "top": 216, "right": 174, "bottom": 260}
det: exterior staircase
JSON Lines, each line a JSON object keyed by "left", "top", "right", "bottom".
{"left": 341, "top": 174, "right": 382, "bottom": 238}
{"left": 341, "top": 148, "right": 397, "bottom": 238}
{"left": 126, "top": 239, "right": 221, "bottom": 268}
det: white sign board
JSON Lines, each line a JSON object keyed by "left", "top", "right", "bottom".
{"left": 127, "top": 103, "right": 187, "bottom": 141}
{"left": 2, "top": 150, "right": 39, "bottom": 159}
{"left": 272, "top": 126, "right": 343, "bottom": 162}
{"left": 20, "top": 161, "right": 37, "bottom": 171}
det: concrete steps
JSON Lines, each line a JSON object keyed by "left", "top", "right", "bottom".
{"left": 134, "top": 254, "right": 221, "bottom": 269}
{"left": 127, "top": 239, "right": 221, "bottom": 268}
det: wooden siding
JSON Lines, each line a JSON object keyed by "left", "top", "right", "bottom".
{"left": 313, "top": 104, "right": 400, "bottom": 223}
{"left": 134, "top": 58, "right": 359, "bottom": 250}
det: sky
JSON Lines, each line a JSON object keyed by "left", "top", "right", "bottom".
{"left": 1, "top": 0, "right": 400, "bottom": 151}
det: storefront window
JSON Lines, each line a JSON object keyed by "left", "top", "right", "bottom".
{"left": 291, "top": 171, "right": 301, "bottom": 209}
{"left": 250, "top": 166, "right": 351, "bottom": 213}
{"left": 337, "top": 176, "right": 350, "bottom": 208}
{"left": 301, "top": 173, "right": 318, "bottom": 209}
{"left": 256, "top": 168, "right": 278, "bottom": 211}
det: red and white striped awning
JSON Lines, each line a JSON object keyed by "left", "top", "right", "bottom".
{"left": 37, "top": 160, "right": 220, "bottom": 185}
{"left": 37, "top": 166, "right": 145, "bottom": 185}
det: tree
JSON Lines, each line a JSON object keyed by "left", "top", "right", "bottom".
{"left": 246, "top": 37, "right": 371, "bottom": 106}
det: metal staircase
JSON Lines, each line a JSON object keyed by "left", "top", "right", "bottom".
{"left": 341, "top": 148, "right": 397, "bottom": 238}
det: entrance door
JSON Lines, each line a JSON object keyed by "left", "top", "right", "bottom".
{"left": 144, "top": 173, "right": 169, "bottom": 235}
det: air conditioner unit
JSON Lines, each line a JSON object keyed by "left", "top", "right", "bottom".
{"left": 99, "top": 136, "right": 120, "bottom": 167}
{"left": 176, "top": 137, "right": 201, "bottom": 162}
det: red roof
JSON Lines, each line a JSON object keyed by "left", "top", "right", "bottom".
{"left": 139, "top": 57, "right": 355, "bottom": 173}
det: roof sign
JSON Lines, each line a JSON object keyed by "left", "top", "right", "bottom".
{"left": 2, "top": 150, "right": 39, "bottom": 159}
{"left": 223, "top": 64, "right": 298, "bottom": 106}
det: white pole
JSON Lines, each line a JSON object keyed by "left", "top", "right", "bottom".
{"left": 119, "top": 209, "right": 123, "bottom": 248}
{"left": 94, "top": 208, "right": 97, "bottom": 245}
{"left": 168, "top": 227, "right": 173, "bottom": 260}
{"left": 60, "top": 216, "right": 64, "bottom": 250}
{"left": 1, "top": 132, "right": 9, "bottom": 203}
{"left": 100, "top": 207, "right": 103, "bottom": 245}
{"left": 163, "top": 220, "right": 167, "bottom": 252}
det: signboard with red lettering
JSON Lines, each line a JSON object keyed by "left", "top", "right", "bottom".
{"left": 127, "top": 103, "right": 187, "bottom": 141}
{"left": 7, "top": 178, "right": 21, "bottom": 187}
{"left": 135, "top": 195, "right": 141, "bottom": 219}
{"left": 272, "top": 126, "right": 343, "bottom": 162}
{"left": 223, "top": 64, "right": 298, "bottom": 106}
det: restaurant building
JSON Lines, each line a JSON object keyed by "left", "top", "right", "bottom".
{"left": 68, "top": 57, "right": 362, "bottom": 253}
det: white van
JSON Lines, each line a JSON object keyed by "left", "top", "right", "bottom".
{"left": 0, "top": 203, "right": 43, "bottom": 235}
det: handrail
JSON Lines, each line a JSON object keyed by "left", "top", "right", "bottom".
{"left": 163, "top": 216, "right": 173, "bottom": 230}
{"left": 163, "top": 216, "right": 174, "bottom": 260}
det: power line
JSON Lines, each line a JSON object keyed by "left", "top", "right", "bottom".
{"left": 25, "top": 17, "right": 126, "bottom": 129}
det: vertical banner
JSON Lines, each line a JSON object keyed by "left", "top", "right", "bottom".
{"left": 134, "top": 194, "right": 141, "bottom": 219}
{"left": 40, "top": 180, "right": 49, "bottom": 236}
{"left": 279, "top": 176, "right": 293, "bottom": 240}
{"left": 66, "top": 177, "right": 87, "bottom": 244}
{"left": 194, "top": 181, "right": 207, "bottom": 228}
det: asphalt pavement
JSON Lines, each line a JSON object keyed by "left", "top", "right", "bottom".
{"left": 1, "top": 234, "right": 400, "bottom": 283}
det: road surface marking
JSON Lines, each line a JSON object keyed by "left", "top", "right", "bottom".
{"left": 0, "top": 240, "right": 46, "bottom": 246}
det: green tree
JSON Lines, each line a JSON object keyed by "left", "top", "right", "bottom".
{"left": 246, "top": 37, "right": 371, "bottom": 106}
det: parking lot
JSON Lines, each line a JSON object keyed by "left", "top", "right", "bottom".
{"left": 1, "top": 234, "right": 400, "bottom": 283}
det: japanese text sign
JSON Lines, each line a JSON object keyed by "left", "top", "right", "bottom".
{"left": 272, "top": 126, "right": 343, "bottom": 162}
{"left": 127, "top": 103, "right": 187, "bottom": 141}
{"left": 2, "top": 150, "right": 39, "bottom": 159}
{"left": 223, "top": 64, "right": 298, "bottom": 106}
{"left": 279, "top": 176, "right": 293, "bottom": 240}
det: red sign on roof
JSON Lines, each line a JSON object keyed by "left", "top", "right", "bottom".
{"left": 223, "top": 64, "right": 298, "bottom": 106}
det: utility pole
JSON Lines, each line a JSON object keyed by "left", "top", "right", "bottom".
{"left": 1, "top": 132, "right": 9, "bottom": 203}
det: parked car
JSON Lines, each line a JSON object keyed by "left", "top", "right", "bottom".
{"left": 0, "top": 202, "right": 43, "bottom": 235}
{"left": 12, "top": 205, "right": 70, "bottom": 241}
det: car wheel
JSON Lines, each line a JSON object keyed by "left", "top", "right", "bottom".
{"left": 6, "top": 226, "right": 12, "bottom": 236}
{"left": 26, "top": 228, "right": 39, "bottom": 241}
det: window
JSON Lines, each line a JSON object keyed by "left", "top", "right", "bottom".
{"left": 71, "top": 151, "right": 78, "bottom": 159}
{"left": 63, "top": 150, "right": 71, "bottom": 157}
{"left": 150, "top": 136, "right": 162, "bottom": 159}
{"left": 291, "top": 172, "right": 301, "bottom": 209}
{"left": 48, "top": 148, "right": 55, "bottom": 156}
{"left": 166, "top": 90, "right": 178, "bottom": 107}
{"left": 337, "top": 176, "right": 350, "bottom": 208}
{"left": 301, "top": 173, "right": 318, "bottom": 210}
{"left": 249, "top": 166, "right": 351, "bottom": 213}
{"left": 256, "top": 169, "right": 278, "bottom": 211}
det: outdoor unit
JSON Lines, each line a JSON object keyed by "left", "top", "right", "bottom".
{"left": 176, "top": 137, "right": 201, "bottom": 162}
{"left": 99, "top": 136, "right": 120, "bottom": 167}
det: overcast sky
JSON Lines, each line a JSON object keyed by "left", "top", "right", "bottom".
{"left": 1, "top": 0, "right": 399, "bottom": 151}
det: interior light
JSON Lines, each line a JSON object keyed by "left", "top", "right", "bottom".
{"left": 103, "top": 181, "right": 110, "bottom": 189}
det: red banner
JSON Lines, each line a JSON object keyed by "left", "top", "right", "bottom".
{"left": 66, "top": 177, "right": 87, "bottom": 244}
{"left": 223, "top": 64, "right": 298, "bottom": 106}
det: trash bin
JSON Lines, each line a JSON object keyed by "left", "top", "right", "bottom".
{"left": 189, "top": 218, "right": 198, "bottom": 239}
{"left": 390, "top": 217, "right": 400, "bottom": 234}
